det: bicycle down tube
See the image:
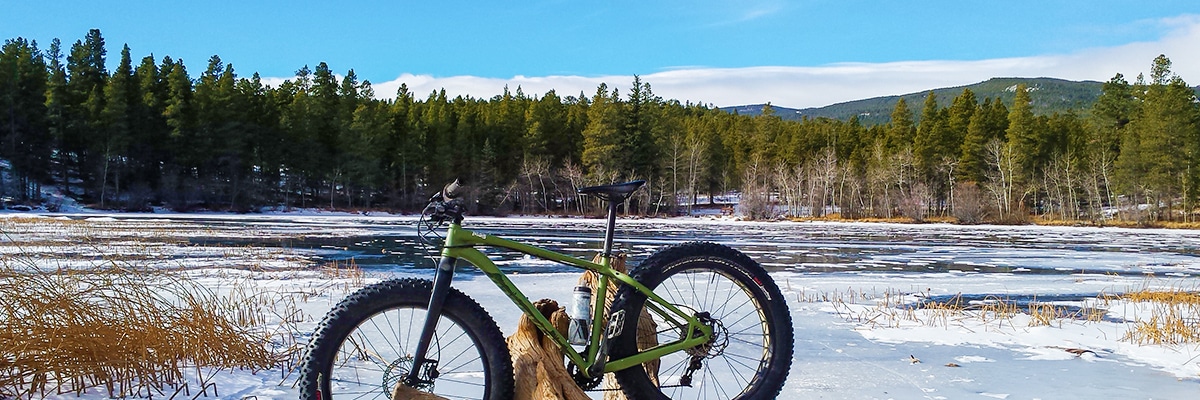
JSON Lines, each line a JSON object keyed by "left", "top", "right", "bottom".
{"left": 421, "top": 222, "right": 715, "bottom": 377}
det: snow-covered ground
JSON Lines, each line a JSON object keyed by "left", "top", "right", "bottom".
{"left": 4, "top": 213, "right": 1200, "bottom": 399}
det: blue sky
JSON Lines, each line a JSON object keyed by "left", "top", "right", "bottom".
{"left": 3, "top": 1, "right": 1200, "bottom": 107}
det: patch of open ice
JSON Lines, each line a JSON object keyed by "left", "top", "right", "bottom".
{"left": 953, "top": 355, "right": 994, "bottom": 363}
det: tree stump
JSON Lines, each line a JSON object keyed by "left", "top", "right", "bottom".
{"left": 504, "top": 253, "right": 659, "bottom": 400}
{"left": 391, "top": 383, "right": 449, "bottom": 400}
{"left": 507, "top": 298, "right": 591, "bottom": 400}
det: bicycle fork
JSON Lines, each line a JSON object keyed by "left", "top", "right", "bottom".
{"left": 404, "top": 255, "right": 457, "bottom": 388}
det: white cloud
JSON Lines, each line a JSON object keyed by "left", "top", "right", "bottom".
{"left": 258, "top": 76, "right": 290, "bottom": 89}
{"left": 272, "top": 15, "right": 1200, "bottom": 109}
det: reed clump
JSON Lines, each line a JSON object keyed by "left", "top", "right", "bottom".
{"left": 0, "top": 262, "right": 278, "bottom": 399}
{"left": 1119, "top": 287, "right": 1200, "bottom": 346}
{"left": 818, "top": 289, "right": 1105, "bottom": 331}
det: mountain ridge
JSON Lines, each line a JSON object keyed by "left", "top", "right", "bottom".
{"left": 722, "top": 77, "right": 1110, "bottom": 125}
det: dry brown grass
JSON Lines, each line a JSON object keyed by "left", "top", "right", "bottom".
{"left": 0, "top": 217, "right": 376, "bottom": 398}
{"left": 318, "top": 258, "right": 366, "bottom": 290}
{"left": 809, "top": 282, "right": 1199, "bottom": 349}
{"left": 0, "top": 261, "right": 291, "bottom": 399}
{"left": 1033, "top": 218, "right": 1145, "bottom": 228}
{"left": 1118, "top": 287, "right": 1200, "bottom": 346}
{"left": 789, "top": 214, "right": 918, "bottom": 224}
{"left": 815, "top": 288, "right": 1109, "bottom": 332}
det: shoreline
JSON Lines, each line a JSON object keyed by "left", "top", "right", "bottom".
{"left": 7, "top": 208, "right": 1200, "bottom": 235}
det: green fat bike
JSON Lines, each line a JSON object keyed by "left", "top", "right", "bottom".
{"left": 298, "top": 180, "right": 793, "bottom": 399}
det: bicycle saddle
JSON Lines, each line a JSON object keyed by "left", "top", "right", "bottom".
{"left": 577, "top": 180, "right": 646, "bottom": 202}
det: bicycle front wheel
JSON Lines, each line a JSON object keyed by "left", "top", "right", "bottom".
{"left": 298, "top": 278, "right": 514, "bottom": 400}
{"left": 609, "top": 242, "right": 793, "bottom": 400}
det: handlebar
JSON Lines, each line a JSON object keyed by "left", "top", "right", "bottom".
{"left": 442, "top": 179, "right": 462, "bottom": 200}
{"left": 425, "top": 179, "right": 465, "bottom": 225}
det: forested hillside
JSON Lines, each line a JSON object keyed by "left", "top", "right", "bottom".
{"left": 725, "top": 77, "right": 1107, "bottom": 124}
{"left": 2, "top": 29, "right": 1199, "bottom": 223}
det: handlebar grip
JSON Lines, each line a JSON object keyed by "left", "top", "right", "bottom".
{"left": 442, "top": 179, "right": 462, "bottom": 200}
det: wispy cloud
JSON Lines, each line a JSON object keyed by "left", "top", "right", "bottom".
{"left": 703, "top": 0, "right": 785, "bottom": 28}
{"left": 734, "top": 1, "right": 784, "bottom": 24}
{"left": 269, "top": 15, "right": 1200, "bottom": 108}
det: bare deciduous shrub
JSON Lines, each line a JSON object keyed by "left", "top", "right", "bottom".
{"left": 738, "top": 157, "right": 780, "bottom": 220}
{"left": 899, "top": 183, "right": 930, "bottom": 222}
{"left": 952, "top": 182, "right": 989, "bottom": 224}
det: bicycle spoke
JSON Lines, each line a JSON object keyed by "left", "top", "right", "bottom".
{"left": 438, "top": 328, "right": 473, "bottom": 367}
{"left": 721, "top": 352, "right": 763, "bottom": 371}
{"left": 711, "top": 285, "right": 750, "bottom": 319}
{"left": 350, "top": 388, "right": 381, "bottom": 400}
{"left": 368, "top": 315, "right": 402, "bottom": 357}
{"left": 443, "top": 353, "right": 484, "bottom": 375}
{"left": 719, "top": 352, "right": 752, "bottom": 388}
{"left": 436, "top": 376, "right": 486, "bottom": 387}
{"left": 709, "top": 362, "right": 735, "bottom": 400}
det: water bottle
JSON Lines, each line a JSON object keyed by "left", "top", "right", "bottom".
{"left": 567, "top": 286, "right": 592, "bottom": 345}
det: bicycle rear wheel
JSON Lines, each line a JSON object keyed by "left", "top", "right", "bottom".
{"left": 609, "top": 242, "right": 793, "bottom": 400}
{"left": 298, "top": 278, "right": 514, "bottom": 400}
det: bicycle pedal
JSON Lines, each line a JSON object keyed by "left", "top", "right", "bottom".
{"left": 605, "top": 310, "right": 626, "bottom": 338}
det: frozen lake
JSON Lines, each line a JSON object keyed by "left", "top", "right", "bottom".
{"left": 5, "top": 213, "right": 1200, "bottom": 399}
{"left": 43, "top": 214, "right": 1200, "bottom": 278}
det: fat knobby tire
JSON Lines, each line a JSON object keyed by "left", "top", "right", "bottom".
{"left": 609, "top": 242, "right": 794, "bottom": 400}
{"left": 298, "top": 278, "right": 514, "bottom": 400}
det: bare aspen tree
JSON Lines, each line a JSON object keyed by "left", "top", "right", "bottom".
{"left": 790, "top": 162, "right": 809, "bottom": 217}
{"left": 684, "top": 135, "right": 705, "bottom": 213}
{"left": 939, "top": 156, "right": 958, "bottom": 217}
{"left": 983, "top": 139, "right": 1017, "bottom": 218}
{"left": 772, "top": 160, "right": 795, "bottom": 217}
{"left": 815, "top": 148, "right": 838, "bottom": 217}
{"left": 866, "top": 142, "right": 896, "bottom": 218}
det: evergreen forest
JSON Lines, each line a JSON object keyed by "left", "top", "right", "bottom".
{"left": 3, "top": 29, "right": 1200, "bottom": 223}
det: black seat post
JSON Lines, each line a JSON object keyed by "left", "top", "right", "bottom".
{"left": 602, "top": 197, "right": 620, "bottom": 258}
{"left": 575, "top": 180, "right": 645, "bottom": 259}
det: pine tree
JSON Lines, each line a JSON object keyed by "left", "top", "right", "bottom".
{"left": 947, "top": 89, "right": 977, "bottom": 151}
{"left": 97, "top": 44, "right": 135, "bottom": 207}
{"left": 913, "top": 91, "right": 947, "bottom": 177}
{"left": 64, "top": 29, "right": 109, "bottom": 199}
{"left": 1091, "top": 74, "right": 1136, "bottom": 157}
{"left": 524, "top": 89, "right": 567, "bottom": 164}
{"left": 161, "top": 57, "right": 195, "bottom": 206}
{"left": 0, "top": 38, "right": 49, "bottom": 201}
{"left": 1006, "top": 84, "right": 1041, "bottom": 181}
{"left": 960, "top": 100, "right": 990, "bottom": 182}
{"left": 581, "top": 83, "right": 623, "bottom": 179}
{"left": 1116, "top": 55, "right": 1200, "bottom": 218}
{"left": 278, "top": 65, "right": 318, "bottom": 207}
{"left": 126, "top": 54, "right": 169, "bottom": 198}
{"left": 562, "top": 92, "right": 589, "bottom": 167}
{"left": 624, "top": 76, "right": 660, "bottom": 180}
{"left": 490, "top": 86, "right": 526, "bottom": 183}
{"left": 44, "top": 39, "right": 71, "bottom": 195}
{"left": 236, "top": 72, "right": 280, "bottom": 208}
{"left": 886, "top": 97, "right": 915, "bottom": 150}
{"left": 311, "top": 62, "right": 341, "bottom": 194}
